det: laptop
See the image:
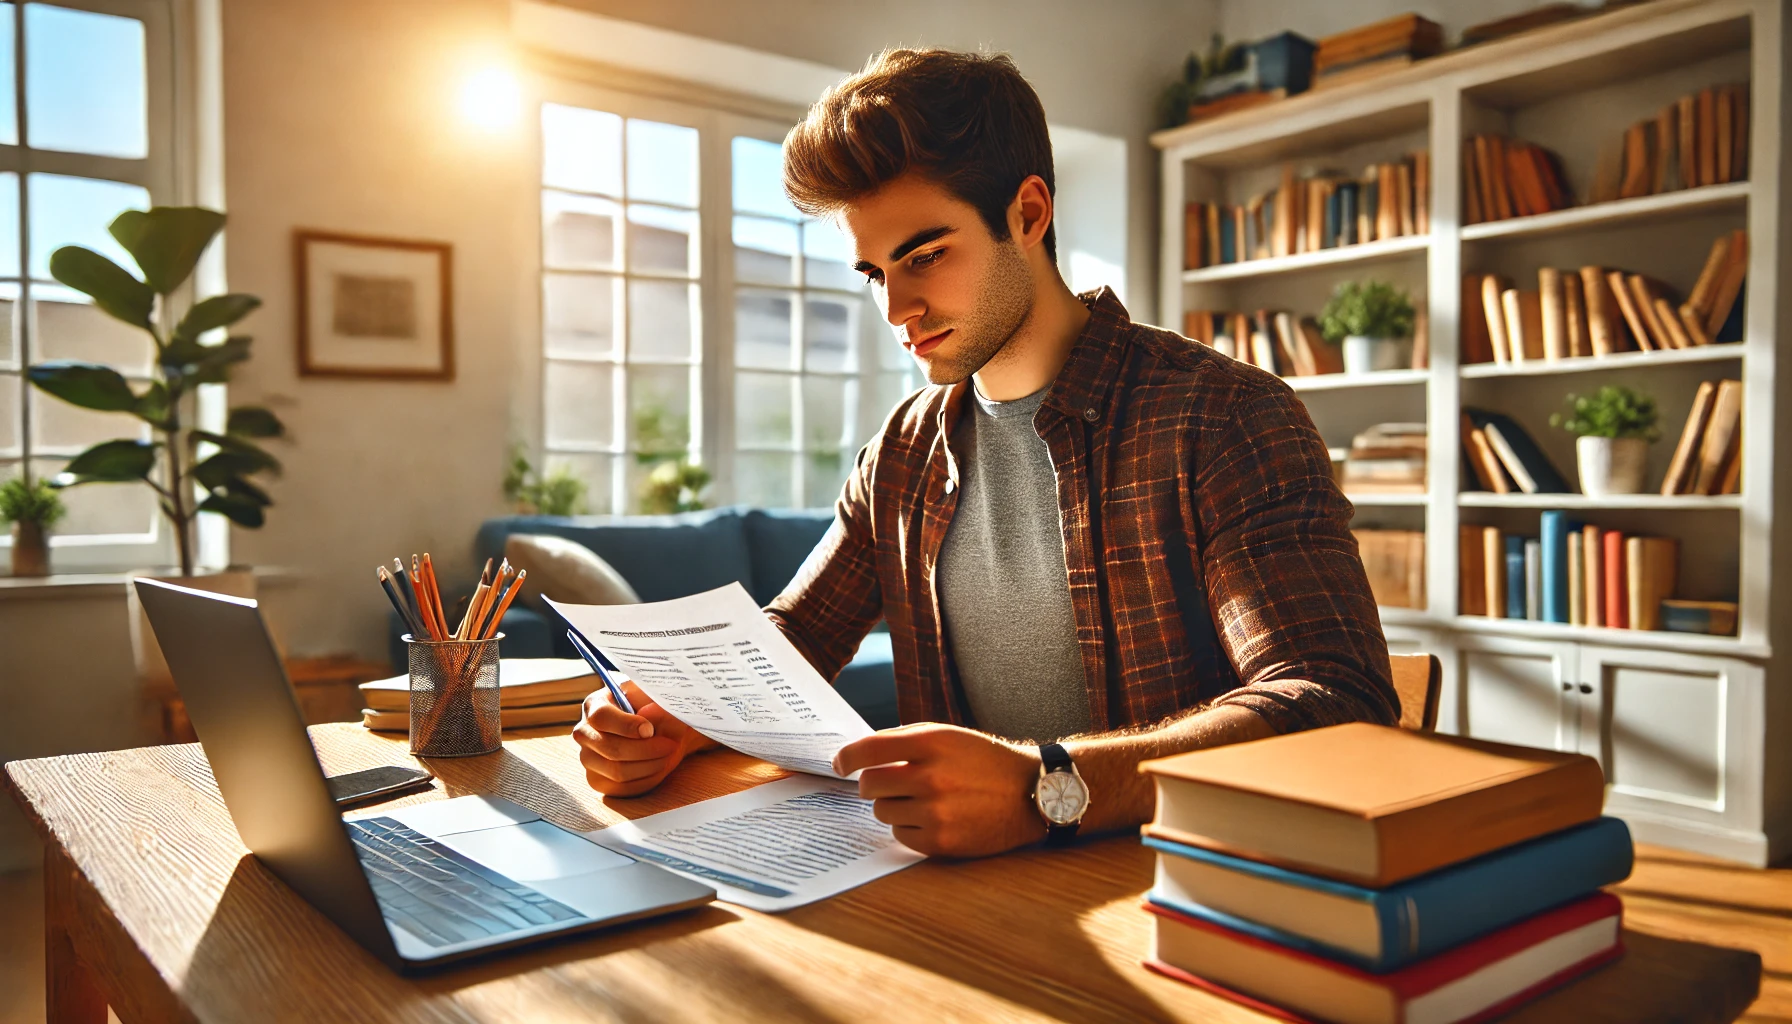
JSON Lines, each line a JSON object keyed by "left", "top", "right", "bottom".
{"left": 133, "top": 577, "right": 715, "bottom": 972}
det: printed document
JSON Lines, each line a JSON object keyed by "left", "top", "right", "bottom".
{"left": 583, "top": 775, "right": 925, "bottom": 911}
{"left": 548, "top": 585, "right": 875, "bottom": 778}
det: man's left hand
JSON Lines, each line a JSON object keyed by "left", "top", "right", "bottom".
{"left": 832, "top": 723, "right": 1047, "bottom": 858}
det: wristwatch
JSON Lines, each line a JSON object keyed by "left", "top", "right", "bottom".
{"left": 1033, "top": 742, "right": 1090, "bottom": 845}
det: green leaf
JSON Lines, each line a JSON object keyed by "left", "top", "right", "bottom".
{"left": 48, "top": 247, "right": 154, "bottom": 329}
{"left": 189, "top": 431, "right": 283, "bottom": 474}
{"left": 192, "top": 448, "right": 281, "bottom": 490}
{"left": 133, "top": 381, "right": 173, "bottom": 428}
{"left": 198, "top": 491, "right": 265, "bottom": 528}
{"left": 174, "top": 293, "right": 261, "bottom": 343}
{"left": 225, "top": 406, "right": 284, "bottom": 439}
{"left": 57, "top": 439, "right": 161, "bottom": 484}
{"left": 210, "top": 474, "right": 271, "bottom": 507}
{"left": 161, "top": 336, "right": 251, "bottom": 385}
{"left": 108, "top": 207, "right": 225, "bottom": 295}
{"left": 27, "top": 361, "right": 139, "bottom": 412}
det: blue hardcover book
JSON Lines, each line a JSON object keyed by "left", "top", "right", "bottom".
{"left": 1143, "top": 816, "right": 1633, "bottom": 974}
{"left": 1539, "top": 511, "right": 1572, "bottom": 623}
{"left": 1219, "top": 211, "right": 1237, "bottom": 264}
{"left": 1505, "top": 535, "right": 1526, "bottom": 619}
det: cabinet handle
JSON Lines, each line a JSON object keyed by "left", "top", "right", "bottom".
{"left": 1561, "top": 682, "right": 1573, "bottom": 692}
{"left": 1578, "top": 684, "right": 1593, "bottom": 695}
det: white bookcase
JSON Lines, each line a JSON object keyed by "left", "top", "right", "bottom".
{"left": 1153, "top": 0, "right": 1788, "bottom": 864}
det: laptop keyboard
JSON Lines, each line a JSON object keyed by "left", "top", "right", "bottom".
{"left": 348, "top": 817, "right": 584, "bottom": 948}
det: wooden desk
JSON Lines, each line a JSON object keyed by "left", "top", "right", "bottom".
{"left": 5, "top": 723, "right": 1762, "bottom": 1023}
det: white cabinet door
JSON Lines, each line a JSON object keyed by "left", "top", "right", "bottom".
{"left": 1453, "top": 636, "right": 1579, "bottom": 752}
{"left": 1576, "top": 644, "right": 1764, "bottom": 850}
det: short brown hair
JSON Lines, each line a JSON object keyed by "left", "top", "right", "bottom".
{"left": 783, "top": 48, "right": 1056, "bottom": 259}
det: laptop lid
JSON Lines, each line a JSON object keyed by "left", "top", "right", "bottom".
{"left": 132, "top": 578, "right": 399, "bottom": 964}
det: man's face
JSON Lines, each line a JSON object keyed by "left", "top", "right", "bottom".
{"left": 838, "top": 173, "right": 1035, "bottom": 386}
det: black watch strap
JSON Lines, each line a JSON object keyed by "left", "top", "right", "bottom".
{"left": 1038, "top": 743, "right": 1080, "bottom": 845}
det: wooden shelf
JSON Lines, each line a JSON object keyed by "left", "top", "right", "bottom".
{"left": 1459, "top": 493, "right": 1743, "bottom": 510}
{"left": 1348, "top": 492, "right": 1428, "bottom": 507}
{"left": 1181, "top": 235, "right": 1427, "bottom": 285}
{"left": 1378, "top": 606, "right": 1432, "bottom": 626}
{"left": 1460, "top": 183, "right": 1750, "bottom": 242}
{"left": 1448, "top": 615, "right": 1763, "bottom": 657}
{"left": 1287, "top": 368, "right": 1428, "bottom": 392}
{"left": 1461, "top": 344, "right": 1744, "bottom": 379}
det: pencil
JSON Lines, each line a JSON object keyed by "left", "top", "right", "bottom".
{"left": 477, "top": 568, "right": 525, "bottom": 640}
{"left": 408, "top": 555, "right": 439, "bottom": 640}
{"left": 419, "top": 553, "right": 450, "bottom": 639}
{"left": 456, "top": 561, "right": 493, "bottom": 640}
{"left": 377, "top": 566, "right": 427, "bottom": 639}
{"left": 392, "top": 559, "right": 429, "bottom": 639}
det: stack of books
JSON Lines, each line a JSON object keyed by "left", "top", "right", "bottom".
{"left": 1459, "top": 409, "right": 1567, "bottom": 495}
{"left": 1460, "top": 512, "right": 1688, "bottom": 630}
{"left": 1353, "top": 529, "right": 1425, "bottom": 610}
{"left": 1662, "top": 379, "right": 1744, "bottom": 496}
{"left": 1182, "top": 153, "right": 1429, "bottom": 268}
{"left": 1590, "top": 83, "right": 1749, "bottom": 204}
{"left": 360, "top": 658, "right": 597, "bottom": 732}
{"left": 1312, "top": 14, "right": 1444, "bottom": 91}
{"left": 1340, "top": 423, "right": 1427, "bottom": 496}
{"left": 1182, "top": 309, "right": 1343, "bottom": 377}
{"left": 1139, "top": 723, "right": 1632, "bottom": 1023}
{"left": 1462, "top": 135, "right": 1574, "bottom": 224}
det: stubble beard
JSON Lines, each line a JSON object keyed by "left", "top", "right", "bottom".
{"left": 912, "top": 241, "right": 1036, "bottom": 386}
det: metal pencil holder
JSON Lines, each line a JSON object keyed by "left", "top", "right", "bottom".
{"left": 405, "top": 634, "right": 503, "bottom": 758}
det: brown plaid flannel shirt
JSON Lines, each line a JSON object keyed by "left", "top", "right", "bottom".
{"left": 767, "top": 287, "right": 1397, "bottom": 735}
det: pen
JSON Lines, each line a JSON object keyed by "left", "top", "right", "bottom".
{"left": 567, "top": 629, "right": 634, "bottom": 715}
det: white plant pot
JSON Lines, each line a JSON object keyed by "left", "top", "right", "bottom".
{"left": 1577, "top": 436, "right": 1650, "bottom": 496}
{"left": 1342, "top": 335, "right": 1410, "bottom": 374}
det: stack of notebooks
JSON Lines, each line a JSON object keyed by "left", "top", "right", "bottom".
{"left": 1352, "top": 529, "right": 1425, "bottom": 610}
{"left": 1182, "top": 309, "right": 1344, "bottom": 377}
{"left": 1139, "top": 723, "right": 1631, "bottom": 1023}
{"left": 1459, "top": 513, "right": 1689, "bottom": 631}
{"left": 1312, "top": 14, "right": 1444, "bottom": 91}
{"left": 1183, "top": 154, "right": 1429, "bottom": 269}
{"left": 1462, "top": 233, "right": 1746, "bottom": 366}
{"left": 1661, "top": 379, "right": 1744, "bottom": 496}
{"left": 1340, "top": 423, "right": 1427, "bottom": 496}
{"left": 1591, "top": 82, "right": 1749, "bottom": 204}
{"left": 360, "top": 658, "right": 597, "bottom": 732}
{"left": 1459, "top": 409, "right": 1567, "bottom": 496}
{"left": 1461, "top": 135, "right": 1574, "bottom": 225}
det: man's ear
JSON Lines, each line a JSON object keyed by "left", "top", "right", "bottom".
{"left": 1008, "top": 174, "right": 1054, "bottom": 252}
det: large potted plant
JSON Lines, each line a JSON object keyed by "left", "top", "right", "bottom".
{"left": 1, "top": 474, "right": 66, "bottom": 577}
{"left": 1551, "top": 386, "right": 1659, "bottom": 496}
{"left": 32, "top": 205, "right": 285, "bottom": 690}
{"left": 1318, "top": 280, "right": 1417, "bottom": 374}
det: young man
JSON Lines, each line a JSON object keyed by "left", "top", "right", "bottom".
{"left": 575, "top": 49, "right": 1397, "bottom": 857}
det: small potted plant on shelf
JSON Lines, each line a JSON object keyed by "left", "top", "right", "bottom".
{"left": 1318, "top": 280, "right": 1416, "bottom": 374}
{"left": 1551, "top": 385, "right": 1660, "bottom": 495}
{"left": 1, "top": 474, "right": 66, "bottom": 577}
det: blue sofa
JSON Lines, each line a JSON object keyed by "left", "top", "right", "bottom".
{"left": 387, "top": 506, "right": 898, "bottom": 729}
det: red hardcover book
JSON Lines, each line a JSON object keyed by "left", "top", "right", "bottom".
{"left": 1603, "top": 529, "right": 1628, "bottom": 629}
{"left": 1144, "top": 892, "right": 1624, "bottom": 1024}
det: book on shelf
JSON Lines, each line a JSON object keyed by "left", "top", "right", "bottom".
{"left": 1459, "top": 413, "right": 1512, "bottom": 493}
{"left": 1138, "top": 722, "right": 1607, "bottom": 888}
{"left": 1595, "top": 82, "right": 1748, "bottom": 203}
{"left": 1689, "top": 379, "right": 1744, "bottom": 495}
{"left": 1603, "top": 528, "right": 1628, "bottom": 629}
{"left": 1342, "top": 423, "right": 1427, "bottom": 495}
{"left": 1483, "top": 526, "right": 1504, "bottom": 622}
{"left": 1311, "top": 13, "right": 1443, "bottom": 91}
{"left": 1661, "top": 599, "right": 1738, "bottom": 637}
{"left": 1461, "top": 4, "right": 1598, "bottom": 47}
{"left": 1524, "top": 539, "right": 1542, "bottom": 621}
{"left": 1626, "top": 536, "right": 1680, "bottom": 631}
{"left": 357, "top": 658, "right": 597, "bottom": 713}
{"left": 1500, "top": 288, "right": 1544, "bottom": 362}
{"left": 1181, "top": 154, "right": 1428, "bottom": 270}
{"left": 1143, "top": 816, "right": 1633, "bottom": 974}
{"left": 1504, "top": 535, "right": 1527, "bottom": 620}
{"left": 1353, "top": 529, "right": 1425, "bottom": 610}
{"left": 1459, "top": 525, "right": 1488, "bottom": 617}
{"left": 1462, "top": 134, "right": 1572, "bottom": 224}
{"left": 1540, "top": 511, "right": 1573, "bottom": 625}
{"left": 1184, "top": 308, "right": 1358, "bottom": 378}
{"left": 1463, "top": 409, "right": 1570, "bottom": 494}
{"left": 1582, "top": 524, "right": 1604, "bottom": 627}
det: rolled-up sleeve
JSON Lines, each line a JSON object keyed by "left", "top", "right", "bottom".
{"left": 1197, "top": 388, "right": 1399, "bottom": 732}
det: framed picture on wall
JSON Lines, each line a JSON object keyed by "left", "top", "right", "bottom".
{"left": 294, "top": 229, "right": 454, "bottom": 380}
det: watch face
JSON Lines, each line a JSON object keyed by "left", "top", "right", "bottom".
{"left": 1036, "top": 770, "right": 1089, "bottom": 825}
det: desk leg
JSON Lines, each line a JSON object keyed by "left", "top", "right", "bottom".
{"left": 44, "top": 849, "right": 108, "bottom": 1024}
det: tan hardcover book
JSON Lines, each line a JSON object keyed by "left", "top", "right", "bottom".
{"left": 1139, "top": 723, "right": 1606, "bottom": 887}
{"left": 1583, "top": 524, "right": 1604, "bottom": 627}
{"left": 1468, "top": 427, "right": 1511, "bottom": 495}
{"left": 1538, "top": 267, "right": 1567, "bottom": 361}
{"left": 1653, "top": 103, "right": 1677, "bottom": 193}
{"left": 359, "top": 658, "right": 597, "bottom": 713}
{"left": 1534, "top": 145, "right": 1570, "bottom": 212}
{"left": 1207, "top": 202, "right": 1222, "bottom": 266}
{"left": 1705, "top": 230, "right": 1748, "bottom": 338}
{"left": 1636, "top": 537, "right": 1678, "bottom": 631}
{"left": 1625, "top": 537, "right": 1647, "bottom": 631}
{"left": 1697, "top": 86, "right": 1717, "bottom": 187}
{"left": 363, "top": 701, "right": 586, "bottom": 733}
{"left": 1618, "top": 121, "right": 1652, "bottom": 200}
{"left": 1731, "top": 83, "right": 1749, "bottom": 182}
{"left": 1677, "top": 303, "right": 1713, "bottom": 347}
{"left": 1299, "top": 317, "right": 1345, "bottom": 374}
{"left": 1563, "top": 271, "right": 1589, "bottom": 358}
{"left": 1606, "top": 270, "right": 1653, "bottom": 351}
{"left": 1396, "top": 161, "right": 1415, "bottom": 237}
{"left": 1487, "top": 136, "right": 1515, "bottom": 221}
{"left": 1251, "top": 330, "right": 1280, "bottom": 375}
{"left": 1578, "top": 266, "right": 1622, "bottom": 355}
{"left": 1483, "top": 526, "right": 1505, "bottom": 619}
{"left": 1688, "top": 233, "right": 1732, "bottom": 318}
{"left": 1677, "top": 94, "right": 1698, "bottom": 189}
{"left": 1460, "top": 415, "right": 1490, "bottom": 491}
{"left": 1482, "top": 274, "right": 1512, "bottom": 364}
{"left": 1654, "top": 297, "right": 1693, "bottom": 350}
{"left": 1305, "top": 178, "right": 1324, "bottom": 253}
{"left": 1274, "top": 166, "right": 1296, "bottom": 257}
{"left": 1692, "top": 380, "right": 1743, "bottom": 495}
{"left": 1661, "top": 599, "right": 1738, "bottom": 636}
{"left": 1460, "top": 275, "right": 1495, "bottom": 364}
{"left": 1275, "top": 311, "right": 1312, "bottom": 376}
{"left": 1414, "top": 149, "right": 1430, "bottom": 234}
{"left": 1377, "top": 163, "right": 1398, "bottom": 240}
{"left": 1232, "top": 205, "right": 1248, "bottom": 262}
{"left": 1462, "top": 140, "right": 1485, "bottom": 224}
{"left": 1661, "top": 381, "right": 1717, "bottom": 495}
{"left": 1501, "top": 289, "right": 1544, "bottom": 362}
{"left": 1626, "top": 275, "right": 1675, "bottom": 350}
{"left": 1567, "top": 530, "right": 1585, "bottom": 627}
{"left": 1185, "top": 203, "right": 1205, "bottom": 269}
{"left": 1504, "top": 144, "right": 1540, "bottom": 217}
{"left": 1720, "top": 438, "right": 1742, "bottom": 494}
{"left": 1460, "top": 524, "right": 1487, "bottom": 617}
{"left": 1716, "top": 84, "right": 1734, "bottom": 184}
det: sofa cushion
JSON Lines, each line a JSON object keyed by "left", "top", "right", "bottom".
{"left": 475, "top": 508, "right": 752, "bottom": 604}
{"left": 834, "top": 632, "right": 898, "bottom": 730}
{"left": 503, "top": 533, "right": 640, "bottom": 610}
{"left": 740, "top": 507, "right": 834, "bottom": 605}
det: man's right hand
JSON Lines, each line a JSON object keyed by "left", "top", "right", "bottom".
{"left": 572, "top": 681, "right": 715, "bottom": 797}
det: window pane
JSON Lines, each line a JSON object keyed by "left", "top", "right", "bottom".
{"left": 0, "top": 283, "right": 17, "bottom": 367}
{"left": 627, "top": 204, "right": 696, "bottom": 276}
{"left": 627, "top": 454, "right": 710, "bottom": 515}
{"left": 543, "top": 273, "right": 617, "bottom": 359}
{"left": 36, "top": 286, "right": 153, "bottom": 376}
{"left": 26, "top": 4, "right": 146, "bottom": 158}
{"left": 804, "top": 296, "right": 858, "bottom": 373}
{"left": 31, "top": 382, "right": 149, "bottom": 455}
{"left": 732, "top": 136, "right": 800, "bottom": 219}
{"left": 802, "top": 219, "right": 861, "bottom": 291}
{"left": 543, "top": 360, "right": 615, "bottom": 448}
{"left": 733, "top": 216, "right": 796, "bottom": 286}
{"left": 541, "top": 104, "right": 621, "bottom": 196}
{"left": 543, "top": 451, "right": 614, "bottom": 515}
{"left": 0, "top": 173, "right": 16, "bottom": 279}
{"left": 868, "top": 372, "right": 918, "bottom": 438}
{"left": 626, "top": 119, "right": 697, "bottom": 208}
{"left": 876, "top": 317, "right": 914, "bottom": 371}
{"left": 805, "top": 451, "right": 849, "bottom": 509}
{"left": 0, "top": 373, "right": 18, "bottom": 456}
{"left": 734, "top": 289, "right": 792, "bottom": 370}
{"left": 33, "top": 459, "right": 155, "bottom": 537}
{"left": 542, "top": 190, "right": 619, "bottom": 271}
{"left": 735, "top": 372, "right": 794, "bottom": 447}
{"left": 627, "top": 279, "right": 694, "bottom": 362}
{"left": 629, "top": 364, "right": 690, "bottom": 456}
{"left": 802, "top": 375, "right": 853, "bottom": 452}
{"left": 0, "top": 7, "right": 14, "bottom": 146}
{"left": 734, "top": 452, "right": 795, "bottom": 509}
{"left": 29, "top": 174, "right": 150, "bottom": 281}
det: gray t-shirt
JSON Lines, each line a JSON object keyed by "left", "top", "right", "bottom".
{"left": 936, "top": 385, "right": 1091, "bottom": 743}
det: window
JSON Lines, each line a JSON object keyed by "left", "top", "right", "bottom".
{"left": 0, "top": 1, "right": 173, "bottom": 569}
{"left": 536, "top": 92, "right": 918, "bottom": 513}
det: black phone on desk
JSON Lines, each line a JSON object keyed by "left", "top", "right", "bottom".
{"left": 326, "top": 766, "right": 434, "bottom": 807}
